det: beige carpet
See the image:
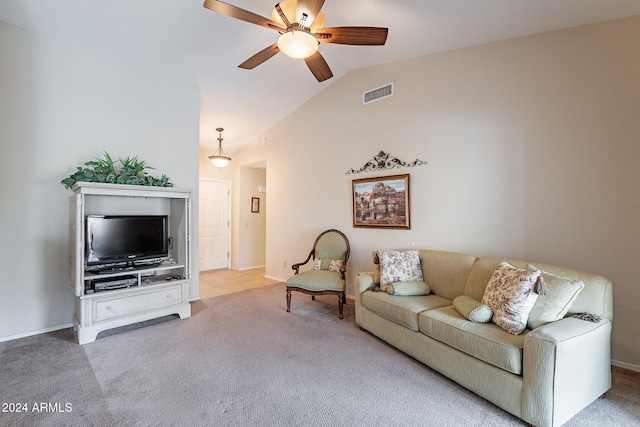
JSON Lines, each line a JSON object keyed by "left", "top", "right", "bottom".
{"left": 1, "top": 283, "right": 638, "bottom": 426}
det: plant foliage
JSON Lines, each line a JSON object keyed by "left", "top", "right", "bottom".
{"left": 61, "top": 151, "right": 173, "bottom": 189}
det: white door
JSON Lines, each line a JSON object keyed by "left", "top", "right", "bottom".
{"left": 199, "top": 180, "right": 230, "bottom": 271}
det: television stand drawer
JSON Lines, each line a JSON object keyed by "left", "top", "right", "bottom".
{"left": 93, "top": 284, "right": 183, "bottom": 322}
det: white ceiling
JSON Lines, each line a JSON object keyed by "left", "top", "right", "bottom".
{"left": 2, "top": 0, "right": 640, "bottom": 153}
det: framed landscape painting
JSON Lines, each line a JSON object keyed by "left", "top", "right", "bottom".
{"left": 352, "top": 174, "right": 410, "bottom": 229}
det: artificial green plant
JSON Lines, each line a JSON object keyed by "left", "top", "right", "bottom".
{"left": 61, "top": 151, "right": 173, "bottom": 189}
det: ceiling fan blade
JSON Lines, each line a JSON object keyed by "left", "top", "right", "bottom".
{"left": 203, "top": 0, "right": 285, "bottom": 31}
{"left": 304, "top": 51, "right": 333, "bottom": 82}
{"left": 238, "top": 43, "right": 280, "bottom": 69}
{"left": 315, "top": 27, "right": 388, "bottom": 45}
{"left": 274, "top": 3, "right": 292, "bottom": 28}
{"left": 296, "top": 0, "right": 325, "bottom": 27}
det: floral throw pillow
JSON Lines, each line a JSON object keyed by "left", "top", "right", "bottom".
{"left": 377, "top": 249, "right": 423, "bottom": 287}
{"left": 313, "top": 258, "right": 343, "bottom": 272}
{"left": 329, "top": 259, "right": 344, "bottom": 273}
{"left": 481, "top": 262, "right": 540, "bottom": 335}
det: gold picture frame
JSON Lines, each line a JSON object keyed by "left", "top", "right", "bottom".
{"left": 352, "top": 174, "right": 410, "bottom": 229}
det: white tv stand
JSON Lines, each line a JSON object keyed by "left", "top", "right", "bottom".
{"left": 68, "top": 182, "right": 191, "bottom": 344}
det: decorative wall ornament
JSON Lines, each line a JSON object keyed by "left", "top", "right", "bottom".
{"left": 345, "top": 151, "right": 427, "bottom": 175}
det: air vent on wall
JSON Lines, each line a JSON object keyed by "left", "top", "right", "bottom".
{"left": 363, "top": 82, "right": 394, "bottom": 105}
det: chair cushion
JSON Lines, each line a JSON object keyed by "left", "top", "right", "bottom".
{"left": 286, "top": 270, "right": 345, "bottom": 292}
{"left": 419, "top": 305, "right": 527, "bottom": 375}
{"left": 362, "top": 291, "right": 451, "bottom": 331}
{"left": 315, "top": 232, "right": 348, "bottom": 261}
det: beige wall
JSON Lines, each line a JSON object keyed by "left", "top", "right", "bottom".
{"left": 235, "top": 16, "right": 640, "bottom": 369}
{"left": 0, "top": 21, "right": 200, "bottom": 340}
{"left": 238, "top": 166, "right": 266, "bottom": 269}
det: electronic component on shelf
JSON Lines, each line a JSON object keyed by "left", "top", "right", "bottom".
{"left": 85, "top": 275, "right": 138, "bottom": 293}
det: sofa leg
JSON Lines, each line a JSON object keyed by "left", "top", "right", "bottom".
{"left": 338, "top": 294, "right": 344, "bottom": 319}
{"left": 286, "top": 288, "right": 291, "bottom": 313}
{"left": 311, "top": 295, "right": 315, "bottom": 301}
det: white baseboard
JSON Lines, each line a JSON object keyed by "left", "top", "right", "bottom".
{"left": 0, "top": 323, "right": 74, "bottom": 343}
{"left": 612, "top": 359, "right": 640, "bottom": 373}
{"left": 237, "top": 265, "right": 266, "bottom": 272}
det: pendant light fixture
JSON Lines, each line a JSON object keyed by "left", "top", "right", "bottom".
{"left": 209, "top": 127, "right": 231, "bottom": 168}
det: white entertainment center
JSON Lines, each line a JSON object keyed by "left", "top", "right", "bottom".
{"left": 68, "top": 182, "right": 192, "bottom": 344}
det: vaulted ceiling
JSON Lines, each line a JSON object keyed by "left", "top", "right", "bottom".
{"left": 2, "top": 0, "right": 639, "bottom": 153}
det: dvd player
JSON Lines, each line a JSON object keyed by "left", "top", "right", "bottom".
{"left": 85, "top": 275, "right": 138, "bottom": 293}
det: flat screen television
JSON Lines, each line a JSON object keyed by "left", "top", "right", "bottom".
{"left": 86, "top": 215, "right": 169, "bottom": 268}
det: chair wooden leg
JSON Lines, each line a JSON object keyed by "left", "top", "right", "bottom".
{"left": 338, "top": 293, "right": 344, "bottom": 319}
{"left": 286, "top": 288, "right": 292, "bottom": 313}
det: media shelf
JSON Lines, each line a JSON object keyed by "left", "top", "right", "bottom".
{"left": 69, "top": 183, "right": 192, "bottom": 344}
{"left": 83, "top": 261, "right": 186, "bottom": 280}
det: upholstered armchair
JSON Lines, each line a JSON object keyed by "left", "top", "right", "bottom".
{"left": 286, "top": 229, "right": 350, "bottom": 319}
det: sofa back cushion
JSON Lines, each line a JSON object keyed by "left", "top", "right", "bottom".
{"left": 418, "top": 250, "right": 477, "bottom": 301}
{"left": 464, "top": 258, "right": 613, "bottom": 321}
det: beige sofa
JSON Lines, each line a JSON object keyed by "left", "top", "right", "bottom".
{"left": 355, "top": 249, "right": 613, "bottom": 427}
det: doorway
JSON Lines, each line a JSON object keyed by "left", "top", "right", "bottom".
{"left": 199, "top": 179, "right": 230, "bottom": 271}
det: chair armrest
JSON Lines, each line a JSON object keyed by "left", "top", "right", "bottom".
{"left": 291, "top": 250, "right": 314, "bottom": 274}
{"left": 522, "top": 317, "right": 612, "bottom": 427}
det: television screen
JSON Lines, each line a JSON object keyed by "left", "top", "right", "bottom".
{"left": 86, "top": 215, "right": 168, "bottom": 266}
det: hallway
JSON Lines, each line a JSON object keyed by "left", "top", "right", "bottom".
{"left": 199, "top": 267, "right": 281, "bottom": 299}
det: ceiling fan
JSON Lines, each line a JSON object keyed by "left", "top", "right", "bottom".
{"left": 203, "top": 0, "right": 388, "bottom": 82}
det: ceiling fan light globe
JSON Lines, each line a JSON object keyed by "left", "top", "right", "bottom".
{"left": 277, "top": 31, "right": 318, "bottom": 59}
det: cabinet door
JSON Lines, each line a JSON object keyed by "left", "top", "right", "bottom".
{"left": 69, "top": 194, "right": 84, "bottom": 296}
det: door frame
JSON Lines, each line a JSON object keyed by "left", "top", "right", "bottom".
{"left": 198, "top": 178, "right": 232, "bottom": 270}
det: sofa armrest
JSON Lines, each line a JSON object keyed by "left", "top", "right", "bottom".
{"left": 522, "top": 317, "right": 612, "bottom": 427}
{"left": 355, "top": 273, "right": 376, "bottom": 325}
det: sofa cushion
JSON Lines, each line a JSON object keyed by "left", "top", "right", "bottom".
{"left": 419, "top": 305, "right": 527, "bottom": 375}
{"left": 362, "top": 291, "right": 451, "bottom": 331}
{"left": 377, "top": 249, "right": 424, "bottom": 286}
{"left": 482, "top": 262, "right": 540, "bottom": 335}
{"left": 526, "top": 265, "right": 585, "bottom": 329}
{"left": 418, "top": 250, "right": 477, "bottom": 301}
{"left": 386, "top": 281, "right": 431, "bottom": 296}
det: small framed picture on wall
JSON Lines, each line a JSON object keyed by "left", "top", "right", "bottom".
{"left": 251, "top": 197, "right": 260, "bottom": 213}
